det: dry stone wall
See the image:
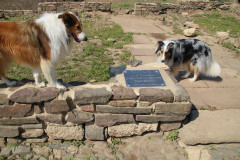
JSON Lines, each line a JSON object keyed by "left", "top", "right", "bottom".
{"left": 0, "top": 0, "right": 80, "bottom": 10}
{"left": 0, "top": 83, "right": 191, "bottom": 142}
{"left": 134, "top": 1, "right": 232, "bottom": 15}
{"left": 0, "top": 2, "right": 111, "bottom": 18}
{"left": 0, "top": 1, "right": 236, "bottom": 18}
{"left": 38, "top": 2, "right": 111, "bottom": 13}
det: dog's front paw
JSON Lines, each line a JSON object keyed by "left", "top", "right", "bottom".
{"left": 56, "top": 83, "right": 67, "bottom": 90}
{"left": 188, "top": 78, "right": 196, "bottom": 82}
{"left": 6, "top": 81, "right": 17, "bottom": 87}
{"left": 181, "top": 72, "right": 190, "bottom": 79}
{"left": 36, "top": 82, "right": 46, "bottom": 88}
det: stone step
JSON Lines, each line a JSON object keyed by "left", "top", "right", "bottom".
{"left": 179, "top": 109, "right": 240, "bottom": 145}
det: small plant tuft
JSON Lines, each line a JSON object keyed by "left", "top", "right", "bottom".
{"left": 167, "top": 130, "right": 179, "bottom": 141}
{"left": 200, "top": 107, "right": 206, "bottom": 110}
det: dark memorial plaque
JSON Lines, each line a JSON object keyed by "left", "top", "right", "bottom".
{"left": 124, "top": 70, "right": 166, "bottom": 87}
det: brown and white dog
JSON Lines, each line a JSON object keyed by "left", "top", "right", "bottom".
{"left": 0, "top": 12, "right": 87, "bottom": 90}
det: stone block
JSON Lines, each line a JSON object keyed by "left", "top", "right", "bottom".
{"left": 21, "top": 124, "right": 43, "bottom": 129}
{"left": 136, "top": 115, "right": 186, "bottom": 122}
{"left": 66, "top": 109, "right": 94, "bottom": 124}
{"left": 184, "top": 28, "right": 196, "bottom": 37}
{"left": 33, "top": 146, "right": 51, "bottom": 158}
{"left": 45, "top": 100, "right": 69, "bottom": 114}
{"left": 111, "top": 85, "right": 137, "bottom": 100}
{"left": 25, "top": 138, "right": 47, "bottom": 143}
{"left": 74, "top": 87, "right": 112, "bottom": 105}
{"left": 9, "top": 87, "right": 60, "bottom": 103}
{"left": 45, "top": 124, "right": 84, "bottom": 140}
{"left": 34, "top": 105, "right": 42, "bottom": 114}
{"left": 0, "top": 138, "right": 5, "bottom": 148}
{"left": 0, "top": 116, "right": 39, "bottom": 125}
{"left": 96, "top": 105, "right": 152, "bottom": 114}
{"left": 138, "top": 101, "right": 152, "bottom": 107}
{"left": 160, "top": 121, "right": 182, "bottom": 131}
{"left": 174, "top": 84, "right": 190, "bottom": 102}
{"left": 139, "top": 88, "right": 174, "bottom": 103}
{"left": 6, "top": 138, "right": 22, "bottom": 145}
{"left": 109, "top": 100, "right": 136, "bottom": 107}
{"left": 0, "top": 104, "right": 31, "bottom": 118}
{"left": 0, "top": 93, "right": 9, "bottom": 105}
{"left": 36, "top": 113, "right": 63, "bottom": 124}
{"left": 21, "top": 129, "right": 44, "bottom": 138}
{"left": 85, "top": 124, "right": 105, "bottom": 140}
{"left": 108, "top": 123, "right": 158, "bottom": 137}
{"left": 95, "top": 114, "right": 135, "bottom": 127}
{"left": 80, "top": 104, "right": 95, "bottom": 112}
{"left": 12, "top": 146, "right": 31, "bottom": 155}
{"left": 155, "top": 102, "right": 192, "bottom": 116}
{"left": 0, "top": 126, "right": 19, "bottom": 138}
{"left": 0, "top": 146, "right": 12, "bottom": 156}
{"left": 179, "top": 110, "right": 240, "bottom": 145}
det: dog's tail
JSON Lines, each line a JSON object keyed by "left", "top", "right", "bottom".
{"left": 205, "top": 58, "right": 221, "bottom": 77}
{"left": 197, "top": 47, "right": 221, "bottom": 77}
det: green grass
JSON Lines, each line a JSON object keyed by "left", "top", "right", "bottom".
{"left": 193, "top": 12, "right": 240, "bottom": 37}
{"left": 111, "top": 3, "right": 134, "bottom": 9}
{"left": 119, "top": 49, "right": 134, "bottom": 65}
{"left": 7, "top": 63, "right": 34, "bottom": 81}
{"left": 172, "top": 23, "right": 184, "bottom": 35}
{"left": 222, "top": 41, "right": 240, "bottom": 54}
{"left": 6, "top": 14, "right": 133, "bottom": 83}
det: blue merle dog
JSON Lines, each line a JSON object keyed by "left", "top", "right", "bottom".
{"left": 155, "top": 39, "right": 221, "bottom": 82}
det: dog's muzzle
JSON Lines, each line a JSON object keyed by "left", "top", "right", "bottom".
{"left": 78, "top": 32, "right": 88, "bottom": 41}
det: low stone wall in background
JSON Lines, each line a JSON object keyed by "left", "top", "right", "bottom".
{"left": 0, "top": 0, "right": 81, "bottom": 11}
{"left": 0, "top": 10, "right": 37, "bottom": 18}
{"left": 0, "top": 1, "right": 236, "bottom": 18}
{"left": 0, "top": 82, "right": 191, "bottom": 142}
{"left": 0, "top": 2, "right": 111, "bottom": 18}
{"left": 38, "top": 2, "right": 111, "bottom": 13}
{"left": 134, "top": 1, "right": 232, "bottom": 15}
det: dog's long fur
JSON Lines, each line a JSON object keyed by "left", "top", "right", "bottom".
{"left": 155, "top": 39, "right": 221, "bottom": 82}
{"left": 0, "top": 12, "right": 87, "bottom": 89}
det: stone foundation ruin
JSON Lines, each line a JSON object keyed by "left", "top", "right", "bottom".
{"left": 0, "top": 65, "right": 191, "bottom": 142}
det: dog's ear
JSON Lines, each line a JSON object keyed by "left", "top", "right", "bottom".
{"left": 158, "top": 41, "right": 164, "bottom": 47}
{"left": 169, "top": 42, "right": 174, "bottom": 48}
{"left": 58, "top": 13, "right": 75, "bottom": 27}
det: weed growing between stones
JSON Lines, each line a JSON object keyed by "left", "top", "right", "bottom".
{"left": 84, "top": 151, "right": 95, "bottom": 160}
{"left": 147, "top": 136, "right": 154, "bottom": 141}
{"left": 63, "top": 140, "right": 85, "bottom": 147}
{"left": 200, "top": 106, "right": 206, "bottom": 110}
{"left": 166, "top": 130, "right": 179, "bottom": 141}
{"left": 107, "top": 138, "right": 122, "bottom": 160}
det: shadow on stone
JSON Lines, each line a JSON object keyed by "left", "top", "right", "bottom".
{"left": 109, "top": 65, "right": 127, "bottom": 78}
{"left": 67, "top": 81, "right": 87, "bottom": 87}
{"left": 148, "top": 33, "right": 168, "bottom": 40}
{"left": 177, "top": 71, "right": 223, "bottom": 82}
{"left": 0, "top": 78, "right": 31, "bottom": 89}
{"left": 189, "top": 110, "right": 199, "bottom": 122}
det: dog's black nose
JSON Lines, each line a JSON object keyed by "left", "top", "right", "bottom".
{"left": 83, "top": 37, "right": 88, "bottom": 41}
{"left": 161, "top": 59, "right": 165, "bottom": 63}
